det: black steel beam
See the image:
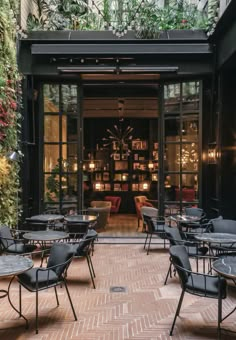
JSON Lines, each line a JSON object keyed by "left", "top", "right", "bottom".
{"left": 31, "top": 43, "right": 212, "bottom": 56}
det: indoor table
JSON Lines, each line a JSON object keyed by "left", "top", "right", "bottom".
{"left": 0, "top": 255, "right": 33, "bottom": 328}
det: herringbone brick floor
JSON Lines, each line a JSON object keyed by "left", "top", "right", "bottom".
{"left": 1, "top": 215, "right": 236, "bottom": 339}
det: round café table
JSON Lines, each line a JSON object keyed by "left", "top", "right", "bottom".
{"left": 23, "top": 230, "right": 69, "bottom": 243}
{"left": 0, "top": 255, "right": 33, "bottom": 328}
{"left": 27, "top": 214, "right": 64, "bottom": 223}
{"left": 23, "top": 231, "right": 69, "bottom": 266}
{"left": 64, "top": 215, "right": 97, "bottom": 224}
{"left": 195, "top": 233, "right": 236, "bottom": 245}
{"left": 212, "top": 256, "right": 236, "bottom": 334}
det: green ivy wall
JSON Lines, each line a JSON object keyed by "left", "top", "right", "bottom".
{"left": 0, "top": 0, "right": 21, "bottom": 226}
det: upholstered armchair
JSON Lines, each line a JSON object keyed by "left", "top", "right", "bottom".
{"left": 134, "top": 196, "right": 153, "bottom": 230}
{"left": 104, "top": 196, "right": 121, "bottom": 213}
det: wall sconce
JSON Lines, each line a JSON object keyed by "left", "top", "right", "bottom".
{"left": 208, "top": 147, "right": 217, "bottom": 164}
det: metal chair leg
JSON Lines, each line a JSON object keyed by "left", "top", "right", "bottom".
{"left": 86, "top": 255, "right": 96, "bottom": 288}
{"left": 170, "top": 289, "right": 185, "bottom": 336}
{"left": 164, "top": 263, "right": 172, "bottom": 285}
{"left": 36, "top": 289, "right": 39, "bottom": 334}
{"left": 88, "top": 254, "right": 96, "bottom": 278}
{"left": 64, "top": 280, "right": 77, "bottom": 321}
{"left": 147, "top": 233, "right": 152, "bottom": 255}
{"left": 217, "top": 293, "right": 222, "bottom": 339}
{"left": 54, "top": 286, "right": 59, "bottom": 306}
{"left": 143, "top": 233, "right": 149, "bottom": 249}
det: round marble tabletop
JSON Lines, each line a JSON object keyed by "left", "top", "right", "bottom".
{"left": 195, "top": 233, "right": 236, "bottom": 244}
{"left": 27, "top": 214, "right": 64, "bottom": 222}
{"left": 175, "top": 214, "right": 200, "bottom": 222}
{"left": 212, "top": 256, "right": 236, "bottom": 279}
{"left": 64, "top": 215, "right": 97, "bottom": 223}
{"left": 23, "top": 230, "right": 69, "bottom": 242}
{"left": 0, "top": 255, "right": 33, "bottom": 278}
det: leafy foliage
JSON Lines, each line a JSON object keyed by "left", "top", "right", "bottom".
{"left": 0, "top": 0, "right": 21, "bottom": 226}
{"left": 26, "top": 0, "right": 217, "bottom": 37}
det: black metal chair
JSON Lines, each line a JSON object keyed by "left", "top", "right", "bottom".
{"left": 143, "top": 215, "right": 167, "bottom": 255}
{"left": 0, "top": 225, "right": 37, "bottom": 254}
{"left": 208, "top": 218, "right": 236, "bottom": 255}
{"left": 169, "top": 245, "right": 227, "bottom": 338}
{"left": 17, "top": 242, "right": 77, "bottom": 334}
{"left": 179, "top": 207, "right": 207, "bottom": 233}
{"left": 69, "top": 229, "right": 98, "bottom": 288}
{"left": 22, "top": 219, "right": 48, "bottom": 231}
{"left": 164, "top": 226, "right": 208, "bottom": 284}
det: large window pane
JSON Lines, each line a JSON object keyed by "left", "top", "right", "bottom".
{"left": 43, "top": 84, "right": 59, "bottom": 112}
{"left": 165, "top": 144, "right": 180, "bottom": 171}
{"left": 164, "top": 84, "right": 180, "bottom": 112}
{"left": 182, "top": 116, "right": 198, "bottom": 142}
{"left": 44, "top": 144, "right": 59, "bottom": 172}
{"left": 44, "top": 116, "right": 59, "bottom": 142}
{"left": 182, "top": 81, "right": 200, "bottom": 111}
{"left": 62, "top": 85, "right": 77, "bottom": 112}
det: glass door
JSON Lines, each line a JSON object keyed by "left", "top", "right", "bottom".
{"left": 162, "top": 81, "right": 201, "bottom": 214}
{"left": 43, "top": 83, "right": 83, "bottom": 214}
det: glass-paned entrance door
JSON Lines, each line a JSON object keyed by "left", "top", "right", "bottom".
{"left": 43, "top": 84, "right": 81, "bottom": 214}
{"left": 163, "top": 81, "right": 201, "bottom": 213}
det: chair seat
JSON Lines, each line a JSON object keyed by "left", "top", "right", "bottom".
{"left": 186, "top": 273, "right": 226, "bottom": 298}
{"left": 18, "top": 268, "right": 58, "bottom": 289}
{"left": 7, "top": 243, "right": 37, "bottom": 254}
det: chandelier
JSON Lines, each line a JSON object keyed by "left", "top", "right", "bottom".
{"left": 102, "top": 123, "right": 134, "bottom": 157}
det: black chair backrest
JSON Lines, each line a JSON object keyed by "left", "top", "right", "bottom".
{"left": 169, "top": 245, "right": 192, "bottom": 285}
{"left": 0, "top": 225, "right": 14, "bottom": 248}
{"left": 47, "top": 243, "right": 74, "bottom": 277}
{"left": 75, "top": 229, "right": 98, "bottom": 256}
{"left": 211, "top": 218, "right": 236, "bottom": 234}
{"left": 164, "top": 226, "right": 182, "bottom": 245}
{"left": 66, "top": 222, "right": 88, "bottom": 236}
{"left": 185, "top": 207, "right": 204, "bottom": 218}
{"left": 22, "top": 220, "right": 48, "bottom": 231}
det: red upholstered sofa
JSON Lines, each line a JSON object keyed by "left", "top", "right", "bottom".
{"left": 104, "top": 196, "right": 121, "bottom": 213}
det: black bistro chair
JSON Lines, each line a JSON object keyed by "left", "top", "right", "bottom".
{"left": 69, "top": 229, "right": 98, "bottom": 289}
{"left": 0, "top": 225, "right": 37, "bottom": 255}
{"left": 17, "top": 242, "right": 77, "bottom": 334}
{"left": 169, "top": 245, "right": 227, "bottom": 338}
{"left": 143, "top": 215, "right": 167, "bottom": 255}
{"left": 180, "top": 207, "right": 207, "bottom": 233}
{"left": 164, "top": 226, "right": 208, "bottom": 284}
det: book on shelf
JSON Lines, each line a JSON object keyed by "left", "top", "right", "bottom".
{"left": 104, "top": 183, "right": 111, "bottom": 191}
{"left": 114, "top": 183, "right": 121, "bottom": 191}
{"left": 132, "top": 183, "right": 139, "bottom": 191}
{"left": 121, "top": 183, "right": 129, "bottom": 191}
{"left": 103, "top": 172, "right": 110, "bottom": 181}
